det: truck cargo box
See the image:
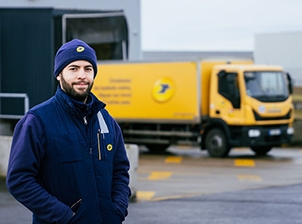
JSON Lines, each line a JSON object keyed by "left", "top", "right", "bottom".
{"left": 92, "top": 61, "right": 201, "bottom": 123}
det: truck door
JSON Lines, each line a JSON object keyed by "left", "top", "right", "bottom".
{"left": 212, "top": 70, "right": 245, "bottom": 124}
{"left": 218, "top": 71, "right": 240, "bottom": 109}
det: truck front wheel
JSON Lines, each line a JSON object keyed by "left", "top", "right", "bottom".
{"left": 205, "top": 129, "right": 230, "bottom": 157}
{"left": 250, "top": 146, "right": 272, "bottom": 156}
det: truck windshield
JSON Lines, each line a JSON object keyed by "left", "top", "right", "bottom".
{"left": 244, "top": 71, "right": 289, "bottom": 102}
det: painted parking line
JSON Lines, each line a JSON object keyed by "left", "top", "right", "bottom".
{"left": 165, "top": 156, "right": 183, "bottom": 163}
{"left": 136, "top": 191, "right": 155, "bottom": 201}
{"left": 236, "top": 174, "right": 262, "bottom": 182}
{"left": 148, "top": 171, "right": 172, "bottom": 180}
{"left": 234, "top": 159, "right": 255, "bottom": 167}
{"left": 136, "top": 191, "right": 204, "bottom": 202}
{"left": 150, "top": 193, "right": 204, "bottom": 202}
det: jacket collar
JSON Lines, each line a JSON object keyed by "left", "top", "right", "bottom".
{"left": 55, "top": 86, "right": 106, "bottom": 115}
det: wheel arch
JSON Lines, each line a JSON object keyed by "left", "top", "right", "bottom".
{"left": 201, "top": 118, "right": 231, "bottom": 150}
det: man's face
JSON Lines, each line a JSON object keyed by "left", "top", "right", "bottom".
{"left": 57, "top": 60, "right": 94, "bottom": 102}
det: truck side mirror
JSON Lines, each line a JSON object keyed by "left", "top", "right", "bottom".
{"left": 217, "top": 70, "right": 226, "bottom": 78}
{"left": 286, "top": 73, "right": 293, "bottom": 94}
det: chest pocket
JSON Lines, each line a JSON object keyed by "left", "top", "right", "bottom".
{"left": 55, "top": 134, "right": 84, "bottom": 163}
{"left": 46, "top": 133, "right": 83, "bottom": 163}
{"left": 97, "top": 110, "right": 114, "bottom": 161}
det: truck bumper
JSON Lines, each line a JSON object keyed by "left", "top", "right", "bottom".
{"left": 229, "top": 125, "right": 294, "bottom": 147}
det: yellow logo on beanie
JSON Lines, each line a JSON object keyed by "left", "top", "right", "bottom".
{"left": 76, "top": 46, "right": 85, "bottom": 52}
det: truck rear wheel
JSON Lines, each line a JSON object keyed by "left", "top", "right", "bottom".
{"left": 250, "top": 146, "right": 272, "bottom": 156}
{"left": 205, "top": 128, "right": 230, "bottom": 158}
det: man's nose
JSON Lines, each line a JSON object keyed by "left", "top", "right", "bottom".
{"left": 78, "top": 68, "right": 87, "bottom": 78}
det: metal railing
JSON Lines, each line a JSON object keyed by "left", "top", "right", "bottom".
{"left": 0, "top": 93, "right": 29, "bottom": 119}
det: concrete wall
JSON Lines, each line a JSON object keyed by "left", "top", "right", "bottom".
{"left": 125, "top": 144, "right": 139, "bottom": 200}
{"left": 0, "top": 136, "right": 12, "bottom": 176}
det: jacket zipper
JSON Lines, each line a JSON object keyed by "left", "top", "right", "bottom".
{"left": 83, "top": 116, "right": 88, "bottom": 125}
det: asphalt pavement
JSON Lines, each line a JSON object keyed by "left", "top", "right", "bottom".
{"left": 1, "top": 175, "right": 302, "bottom": 224}
{"left": 124, "top": 183, "right": 302, "bottom": 224}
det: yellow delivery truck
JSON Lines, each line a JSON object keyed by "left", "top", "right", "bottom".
{"left": 92, "top": 60, "right": 294, "bottom": 157}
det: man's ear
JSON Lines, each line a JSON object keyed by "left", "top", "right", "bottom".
{"left": 56, "top": 74, "right": 61, "bottom": 81}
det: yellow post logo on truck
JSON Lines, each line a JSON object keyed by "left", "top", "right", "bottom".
{"left": 92, "top": 60, "right": 294, "bottom": 157}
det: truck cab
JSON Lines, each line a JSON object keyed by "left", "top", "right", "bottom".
{"left": 203, "top": 64, "right": 294, "bottom": 157}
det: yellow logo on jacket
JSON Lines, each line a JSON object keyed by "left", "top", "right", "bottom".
{"left": 107, "top": 144, "right": 113, "bottom": 151}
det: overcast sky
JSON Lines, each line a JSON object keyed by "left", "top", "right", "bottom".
{"left": 141, "top": 0, "right": 302, "bottom": 51}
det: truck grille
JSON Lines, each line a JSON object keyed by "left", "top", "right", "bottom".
{"left": 253, "top": 109, "right": 291, "bottom": 121}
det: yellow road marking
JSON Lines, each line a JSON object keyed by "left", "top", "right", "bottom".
{"left": 165, "top": 156, "right": 183, "bottom": 163}
{"left": 148, "top": 171, "right": 172, "bottom": 180}
{"left": 151, "top": 193, "right": 203, "bottom": 201}
{"left": 236, "top": 174, "right": 262, "bottom": 182}
{"left": 234, "top": 159, "right": 255, "bottom": 167}
{"left": 136, "top": 192, "right": 204, "bottom": 202}
{"left": 136, "top": 191, "right": 155, "bottom": 200}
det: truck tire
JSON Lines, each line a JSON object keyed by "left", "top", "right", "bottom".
{"left": 205, "top": 128, "right": 230, "bottom": 158}
{"left": 250, "top": 146, "right": 272, "bottom": 156}
{"left": 146, "top": 144, "right": 169, "bottom": 153}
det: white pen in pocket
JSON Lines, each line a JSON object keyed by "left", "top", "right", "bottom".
{"left": 97, "top": 129, "right": 101, "bottom": 160}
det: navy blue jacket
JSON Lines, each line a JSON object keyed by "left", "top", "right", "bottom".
{"left": 6, "top": 88, "right": 131, "bottom": 224}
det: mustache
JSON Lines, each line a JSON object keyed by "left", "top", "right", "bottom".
{"left": 72, "top": 81, "right": 90, "bottom": 85}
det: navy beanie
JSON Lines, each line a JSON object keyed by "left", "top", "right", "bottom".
{"left": 54, "top": 39, "right": 98, "bottom": 78}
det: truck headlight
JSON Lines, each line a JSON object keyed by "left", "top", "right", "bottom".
{"left": 287, "top": 127, "right": 294, "bottom": 135}
{"left": 248, "top": 129, "right": 261, "bottom": 138}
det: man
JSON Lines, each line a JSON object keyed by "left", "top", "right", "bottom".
{"left": 6, "top": 39, "right": 131, "bottom": 224}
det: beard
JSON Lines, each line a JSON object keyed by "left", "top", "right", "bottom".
{"left": 60, "top": 75, "right": 94, "bottom": 102}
